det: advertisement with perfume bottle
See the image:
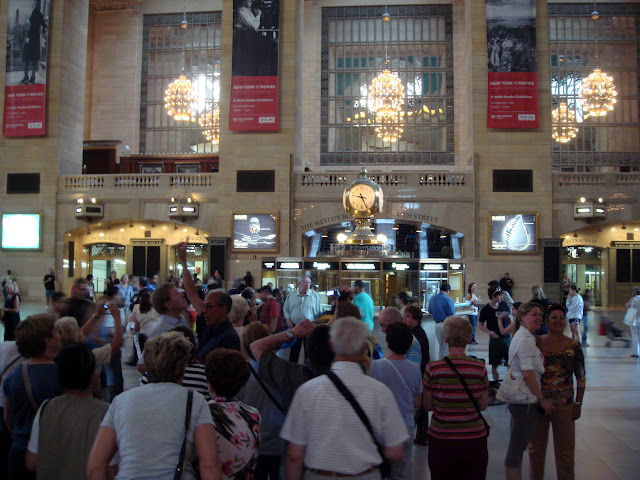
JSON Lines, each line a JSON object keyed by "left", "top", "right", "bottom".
{"left": 490, "top": 213, "right": 539, "bottom": 254}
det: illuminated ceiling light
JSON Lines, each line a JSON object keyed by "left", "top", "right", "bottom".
{"left": 634, "top": 228, "right": 639, "bottom": 232}
{"left": 90, "top": 198, "right": 96, "bottom": 204}
{"left": 183, "top": 228, "right": 188, "bottom": 232}
{"left": 140, "top": 226, "right": 145, "bottom": 230}
{"left": 598, "top": 197, "right": 603, "bottom": 203}
{"left": 337, "top": 233, "right": 348, "bottom": 243}
{"left": 611, "top": 227, "right": 616, "bottom": 231}
{"left": 120, "top": 228, "right": 124, "bottom": 232}
{"left": 164, "top": 74, "right": 198, "bottom": 121}
{"left": 579, "top": 197, "right": 586, "bottom": 203}
{"left": 198, "top": 104, "right": 220, "bottom": 144}
{"left": 77, "top": 198, "right": 84, "bottom": 204}
{"left": 552, "top": 102, "right": 579, "bottom": 143}
{"left": 368, "top": 11, "right": 405, "bottom": 142}
{"left": 321, "top": 232, "right": 328, "bottom": 238}
{"left": 565, "top": 235, "right": 570, "bottom": 239}
{"left": 392, "top": 222, "right": 399, "bottom": 230}
{"left": 376, "top": 233, "right": 388, "bottom": 243}
{"left": 581, "top": 8, "right": 617, "bottom": 117}
{"left": 374, "top": 108, "right": 403, "bottom": 143}
{"left": 582, "top": 68, "right": 617, "bottom": 116}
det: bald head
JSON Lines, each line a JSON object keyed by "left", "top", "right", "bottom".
{"left": 379, "top": 306, "right": 403, "bottom": 333}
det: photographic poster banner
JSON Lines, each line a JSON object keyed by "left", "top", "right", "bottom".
{"left": 229, "top": 0, "right": 280, "bottom": 131}
{"left": 486, "top": 0, "right": 539, "bottom": 129}
{"left": 232, "top": 213, "right": 278, "bottom": 251}
{"left": 490, "top": 213, "right": 538, "bottom": 253}
{"left": 3, "top": 0, "right": 51, "bottom": 137}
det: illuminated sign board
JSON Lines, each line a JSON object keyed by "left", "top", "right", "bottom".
{"left": 304, "top": 261, "right": 339, "bottom": 271}
{"left": 422, "top": 263, "right": 445, "bottom": 271}
{"left": 277, "top": 262, "right": 301, "bottom": 269}
{"left": 232, "top": 213, "right": 279, "bottom": 252}
{"left": 383, "top": 262, "right": 418, "bottom": 271}
{"left": 343, "top": 263, "right": 379, "bottom": 271}
{"left": 262, "top": 262, "right": 276, "bottom": 270}
{"left": 490, "top": 213, "right": 539, "bottom": 254}
{"left": 449, "top": 263, "right": 462, "bottom": 270}
{"left": 1, "top": 213, "right": 42, "bottom": 250}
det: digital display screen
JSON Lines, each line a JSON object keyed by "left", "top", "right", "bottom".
{"left": 1, "top": 214, "right": 42, "bottom": 250}
{"left": 232, "top": 213, "right": 278, "bottom": 251}
{"left": 490, "top": 214, "right": 537, "bottom": 253}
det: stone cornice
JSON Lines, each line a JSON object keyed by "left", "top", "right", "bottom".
{"left": 90, "top": 0, "right": 142, "bottom": 12}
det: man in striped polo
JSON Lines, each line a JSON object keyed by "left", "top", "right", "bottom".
{"left": 281, "top": 317, "right": 409, "bottom": 479}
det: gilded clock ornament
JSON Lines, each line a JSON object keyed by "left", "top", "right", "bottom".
{"left": 342, "top": 168, "right": 384, "bottom": 244}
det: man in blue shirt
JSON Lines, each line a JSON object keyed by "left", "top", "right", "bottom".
{"left": 352, "top": 280, "right": 375, "bottom": 331}
{"left": 427, "top": 282, "right": 455, "bottom": 359}
{"left": 283, "top": 276, "right": 322, "bottom": 363}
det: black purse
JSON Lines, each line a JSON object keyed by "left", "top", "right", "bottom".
{"left": 174, "top": 390, "right": 194, "bottom": 480}
{"left": 326, "top": 371, "right": 391, "bottom": 478}
{"left": 442, "top": 356, "right": 491, "bottom": 437}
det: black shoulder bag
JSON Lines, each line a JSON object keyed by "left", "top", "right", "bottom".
{"left": 248, "top": 362, "right": 285, "bottom": 414}
{"left": 174, "top": 390, "right": 194, "bottom": 480}
{"left": 325, "top": 371, "right": 391, "bottom": 477}
{"left": 442, "top": 356, "right": 491, "bottom": 437}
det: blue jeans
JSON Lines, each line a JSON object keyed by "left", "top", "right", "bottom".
{"left": 468, "top": 314, "right": 478, "bottom": 340}
{"left": 104, "top": 350, "right": 124, "bottom": 397}
{"left": 582, "top": 313, "right": 589, "bottom": 343}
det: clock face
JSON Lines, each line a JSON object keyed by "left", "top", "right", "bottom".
{"left": 348, "top": 184, "right": 376, "bottom": 211}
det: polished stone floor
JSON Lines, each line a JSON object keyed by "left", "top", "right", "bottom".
{"left": 9, "top": 301, "right": 640, "bottom": 479}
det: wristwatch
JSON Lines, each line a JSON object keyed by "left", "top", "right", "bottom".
{"left": 574, "top": 401, "right": 582, "bottom": 406}
{"left": 286, "top": 330, "right": 294, "bottom": 339}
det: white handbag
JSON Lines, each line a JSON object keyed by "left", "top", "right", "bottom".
{"left": 623, "top": 306, "right": 637, "bottom": 327}
{"left": 495, "top": 366, "right": 538, "bottom": 404}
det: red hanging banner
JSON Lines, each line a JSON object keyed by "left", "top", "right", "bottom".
{"left": 3, "top": 0, "right": 51, "bottom": 137}
{"left": 486, "top": 0, "right": 539, "bottom": 129}
{"left": 229, "top": 0, "right": 280, "bottom": 131}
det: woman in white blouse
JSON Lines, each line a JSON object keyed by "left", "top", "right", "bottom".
{"left": 465, "top": 282, "right": 480, "bottom": 344}
{"left": 624, "top": 286, "right": 640, "bottom": 357}
{"left": 504, "top": 303, "right": 554, "bottom": 480}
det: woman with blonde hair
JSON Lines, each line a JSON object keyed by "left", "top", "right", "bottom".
{"left": 423, "top": 315, "right": 489, "bottom": 479}
{"left": 87, "top": 332, "right": 221, "bottom": 480}
{"left": 230, "top": 295, "right": 251, "bottom": 358}
{"left": 529, "top": 285, "right": 551, "bottom": 335}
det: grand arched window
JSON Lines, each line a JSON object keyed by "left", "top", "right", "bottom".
{"left": 321, "top": 5, "right": 454, "bottom": 166}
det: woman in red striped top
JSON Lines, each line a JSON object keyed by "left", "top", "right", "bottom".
{"left": 423, "top": 315, "right": 489, "bottom": 480}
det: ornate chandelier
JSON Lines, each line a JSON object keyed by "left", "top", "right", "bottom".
{"left": 582, "top": 68, "right": 617, "bottom": 116}
{"left": 581, "top": 5, "right": 617, "bottom": 117}
{"left": 368, "top": 11, "right": 405, "bottom": 142}
{"left": 164, "top": 74, "right": 198, "bottom": 121}
{"left": 375, "top": 108, "right": 404, "bottom": 143}
{"left": 198, "top": 105, "right": 220, "bottom": 144}
{"left": 552, "top": 102, "right": 579, "bottom": 143}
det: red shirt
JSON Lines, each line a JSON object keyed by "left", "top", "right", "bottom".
{"left": 261, "top": 298, "right": 284, "bottom": 332}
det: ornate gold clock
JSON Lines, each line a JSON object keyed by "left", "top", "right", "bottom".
{"left": 342, "top": 168, "right": 384, "bottom": 244}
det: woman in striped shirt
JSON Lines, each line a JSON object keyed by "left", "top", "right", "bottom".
{"left": 423, "top": 315, "right": 489, "bottom": 480}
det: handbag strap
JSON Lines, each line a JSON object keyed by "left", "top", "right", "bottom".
{"left": 325, "top": 371, "right": 386, "bottom": 461}
{"left": 21, "top": 363, "right": 40, "bottom": 413}
{"left": 442, "top": 356, "right": 491, "bottom": 436}
{"left": 1, "top": 353, "right": 23, "bottom": 380}
{"left": 174, "top": 390, "right": 194, "bottom": 480}
{"left": 248, "top": 363, "right": 285, "bottom": 414}
{"left": 383, "top": 358, "right": 411, "bottom": 394}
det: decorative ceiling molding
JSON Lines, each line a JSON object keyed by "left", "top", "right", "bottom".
{"left": 90, "top": 0, "right": 142, "bottom": 12}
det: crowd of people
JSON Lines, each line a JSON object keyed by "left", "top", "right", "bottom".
{"left": 0, "top": 259, "right": 637, "bottom": 480}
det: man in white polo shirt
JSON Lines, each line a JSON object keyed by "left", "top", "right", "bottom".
{"left": 280, "top": 317, "right": 408, "bottom": 479}
{"left": 283, "top": 275, "right": 322, "bottom": 363}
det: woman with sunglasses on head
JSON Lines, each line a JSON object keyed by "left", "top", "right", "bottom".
{"left": 528, "top": 304, "right": 585, "bottom": 480}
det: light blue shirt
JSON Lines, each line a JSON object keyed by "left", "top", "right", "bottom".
{"left": 428, "top": 292, "right": 456, "bottom": 323}
{"left": 406, "top": 337, "right": 422, "bottom": 366}
{"left": 353, "top": 291, "right": 375, "bottom": 331}
{"left": 101, "top": 383, "right": 213, "bottom": 480}
{"left": 370, "top": 358, "right": 423, "bottom": 429}
{"left": 283, "top": 289, "right": 322, "bottom": 325}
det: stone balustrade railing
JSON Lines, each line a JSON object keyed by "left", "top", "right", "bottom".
{"left": 60, "top": 174, "right": 216, "bottom": 192}
{"left": 297, "top": 172, "right": 469, "bottom": 192}
{"left": 554, "top": 172, "right": 640, "bottom": 190}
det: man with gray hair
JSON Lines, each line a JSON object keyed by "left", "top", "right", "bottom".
{"left": 281, "top": 317, "right": 408, "bottom": 479}
{"left": 283, "top": 275, "right": 322, "bottom": 363}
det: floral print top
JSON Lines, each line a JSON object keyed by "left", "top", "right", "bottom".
{"left": 537, "top": 339, "right": 586, "bottom": 403}
{"left": 208, "top": 397, "right": 261, "bottom": 480}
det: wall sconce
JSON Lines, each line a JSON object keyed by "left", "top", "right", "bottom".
{"left": 573, "top": 197, "right": 606, "bottom": 222}
{"left": 75, "top": 197, "right": 104, "bottom": 220}
{"left": 168, "top": 197, "right": 199, "bottom": 220}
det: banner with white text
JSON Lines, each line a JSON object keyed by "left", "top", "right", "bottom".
{"left": 3, "top": 0, "right": 51, "bottom": 137}
{"left": 229, "top": 0, "right": 280, "bottom": 131}
{"left": 486, "top": 0, "right": 538, "bottom": 129}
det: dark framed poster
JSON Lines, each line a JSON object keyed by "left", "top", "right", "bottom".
{"left": 486, "top": 0, "right": 539, "bottom": 128}
{"left": 3, "top": 0, "right": 51, "bottom": 137}
{"left": 229, "top": 0, "right": 280, "bottom": 131}
{"left": 489, "top": 213, "right": 539, "bottom": 254}
{"left": 231, "top": 213, "right": 279, "bottom": 252}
